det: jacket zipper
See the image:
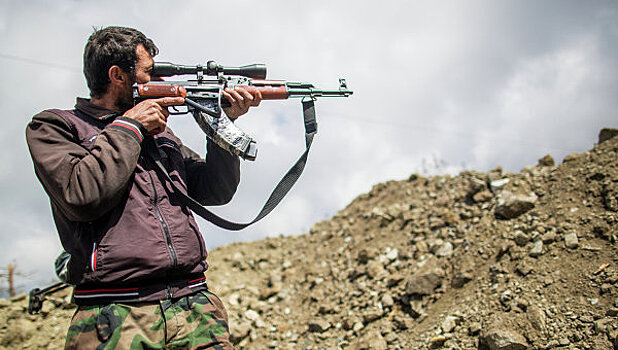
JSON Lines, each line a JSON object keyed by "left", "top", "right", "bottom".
{"left": 147, "top": 170, "right": 178, "bottom": 268}
{"left": 91, "top": 242, "right": 97, "bottom": 271}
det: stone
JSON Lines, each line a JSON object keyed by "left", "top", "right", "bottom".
{"left": 527, "top": 305, "right": 547, "bottom": 333}
{"left": 601, "top": 283, "right": 613, "bottom": 295}
{"left": 468, "top": 177, "right": 487, "bottom": 196}
{"left": 480, "top": 329, "right": 529, "bottom": 350}
{"left": 381, "top": 294, "right": 395, "bottom": 309}
{"left": 254, "top": 318, "right": 266, "bottom": 328}
{"left": 428, "top": 238, "right": 445, "bottom": 254}
{"left": 357, "top": 248, "right": 377, "bottom": 264}
{"left": 452, "top": 272, "right": 473, "bottom": 288}
{"left": 441, "top": 315, "right": 459, "bottom": 333}
{"left": 259, "top": 283, "right": 282, "bottom": 300}
{"left": 529, "top": 240, "right": 543, "bottom": 257}
{"left": 541, "top": 231, "right": 557, "bottom": 244}
{"left": 363, "top": 307, "right": 384, "bottom": 323}
{"left": 384, "top": 248, "right": 399, "bottom": 261}
{"left": 244, "top": 309, "right": 260, "bottom": 321}
{"left": 415, "top": 240, "right": 429, "bottom": 254}
{"left": 490, "top": 178, "right": 511, "bottom": 192}
{"left": 408, "top": 299, "right": 424, "bottom": 318}
{"left": 606, "top": 307, "right": 618, "bottom": 317}
{"left": 564, "top": 232, "right": 579, "bottom": 249}
{"left": 495, "top": 191, "right": 537, "bottom": 219}
{"left": 516, "top": 261, "right": 533, "bottom": 276}
{"left": 513, "top": 231, "right": 529, "bottom": 246}
{"left": 538, "top": 154, "right": 555, "bottom": 167}
{"left": 392, "top": 315, "right": 410, "bottom": 330}
{"left": 318, "top": 304, "right": 337, "bottom": 314}
{"left": 599, "top": 128, "right": 618, "bottom": 143}
{"left": 227, "top": 293, "right": 241, "bottom": 306}
{"left": 468, "top": 322, "right": 482, "bottom": 336}
{"left": 515, "top": 299, "right": 529, "bottom": 311}
{"left": 230, "top": 322, "right": 252, "bottom": 344}
{"left": 354, "top": 329, "right": 388, "bottom": 350}
{"left": 473, "top": 190, "right": 494, "bottom": 203}
{"left": 384, "top": 333, "right": 398, "bottom": 344}
{"left": 594, "top": 317, "right": 614, "bottom": 333}
{"left": 308, "top": 319, "right": 331, "bottom": 333}
{"left": 500, "top": 290, "right": 513, "bottom": 307}
{"left": 367, "top": 260, "right": 387, "bottom": 279}
{"left": 428, "top": 336, "right": 447, "bottom": 347}
{"left": 563, "top": 153, "right": 580, "bottom": 163}
{"left": 386, "top": 273, "right": 405, "bottom": 287}
{"left": 405, "top": 257, "right": 445, "bottom": 296}
{"left": 435, "top": 242, "right": 454, "bottom": 257}
{"left": 367, "top": 331, "right": 388, "bottom": 350}
{"left": 342, "top": 317, "right": 358, "bottom": 330}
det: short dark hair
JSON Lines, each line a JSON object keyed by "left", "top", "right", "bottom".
{"left": 83, "top": 26, "right": 158, "bottom": 98}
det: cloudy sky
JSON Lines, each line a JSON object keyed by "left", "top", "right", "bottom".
{"left": 0, "top": 0, "right": 616, "bottom": 294}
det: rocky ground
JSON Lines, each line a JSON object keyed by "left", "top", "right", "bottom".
{"left": 1, "top": 129, "right": 617, "bottom": 349}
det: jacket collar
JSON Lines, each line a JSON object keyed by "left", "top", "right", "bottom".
{"left": 75, "top": 98, "right": 119, "bottom": 122}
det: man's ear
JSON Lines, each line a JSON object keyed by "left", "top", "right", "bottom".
{"left": 108, "top": 65, "right": 128, "bottom": 86}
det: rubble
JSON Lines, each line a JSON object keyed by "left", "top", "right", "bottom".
{"left": 494, "top": 191, "right": 537, "bottom": 219}
{"left": 479, "top": 328, "right": 528, "bottom": 350}
{"left": 1, "top": 129, "right": 617, "bottom": 349}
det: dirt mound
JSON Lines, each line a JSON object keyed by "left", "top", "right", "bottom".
{"left": 1, "top": 129, "right": 617, "bottom": 349}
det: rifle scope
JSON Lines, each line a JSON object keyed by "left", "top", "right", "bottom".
{"left": 153, "top": 61, "right": 267, "bottom": 79}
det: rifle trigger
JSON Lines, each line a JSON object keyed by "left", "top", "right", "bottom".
{"left": 168, "top": 106, "right": 187, "bottom": 115}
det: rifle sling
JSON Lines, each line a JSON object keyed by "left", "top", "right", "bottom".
{"left": 148, "top": 100, "right": 317, "bottom": 231}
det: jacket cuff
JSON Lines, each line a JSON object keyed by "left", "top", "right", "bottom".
{"left": 107, "top": 117, "right": 148, "bottom": 143}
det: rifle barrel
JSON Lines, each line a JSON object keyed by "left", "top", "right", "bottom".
{"left": 287, "top": 88, "right": 354, "bottom": 98}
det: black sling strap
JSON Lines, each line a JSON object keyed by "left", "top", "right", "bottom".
{"left": 148, "top": 100, "right": 317, "bottom": 231}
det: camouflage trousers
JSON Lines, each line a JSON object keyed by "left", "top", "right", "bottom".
{"left": 65, "top": 290, "right": 233, "bottom": 349}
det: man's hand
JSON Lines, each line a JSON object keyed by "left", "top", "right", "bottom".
{"left": 123, "top": 97, "right": 185, "bottom": 135}
{"left": 223, "top": 87, "right": 262, "bottom": 120}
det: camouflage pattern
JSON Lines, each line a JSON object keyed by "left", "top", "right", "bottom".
{"left": 193, "top": 110, "right": 257, "bottom": 161}
{"left": 65, "top": 290, "right": 233, "bottom": 349}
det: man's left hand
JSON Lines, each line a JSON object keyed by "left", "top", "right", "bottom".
{"left": 223, "top": 87, "right": 262, "bottom": 120}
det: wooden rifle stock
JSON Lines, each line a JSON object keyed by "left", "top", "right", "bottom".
{"left": 137, "top": 84, "right": 187, "bottom": 98}
{"left": 136, "top": 81, "right": 289, "bottom": 100}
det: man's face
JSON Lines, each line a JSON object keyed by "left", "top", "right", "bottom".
{"left": 134, "top": 44, "right": 155, "bottom": 84}
{"left": 116, "top": 44, "right": 156, "bottom": 112}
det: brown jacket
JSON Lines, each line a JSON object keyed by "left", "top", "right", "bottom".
{"left": 26, "top": 98, "right": 240, "bottom": 303}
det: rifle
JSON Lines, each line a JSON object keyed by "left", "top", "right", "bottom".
{"left": 134, "top": 61, "right": 353, "bottom": 160}
{"left": 134, "top": 61, "right": 353, "bottom": 230}
{"left": 28, "top": 281, "right": 71, "bottom": 314}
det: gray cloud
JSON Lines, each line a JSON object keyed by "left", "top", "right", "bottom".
{"left": 1, "top": 0, "right": 616, "bottom": 294}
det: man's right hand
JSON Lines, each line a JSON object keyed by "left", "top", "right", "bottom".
{"left": 123, "top": 97, "right": 185, "bottom": 135}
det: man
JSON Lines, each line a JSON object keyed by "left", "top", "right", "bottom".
{"left": 26, "top": 26, "right": 260, "bottom": 349}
